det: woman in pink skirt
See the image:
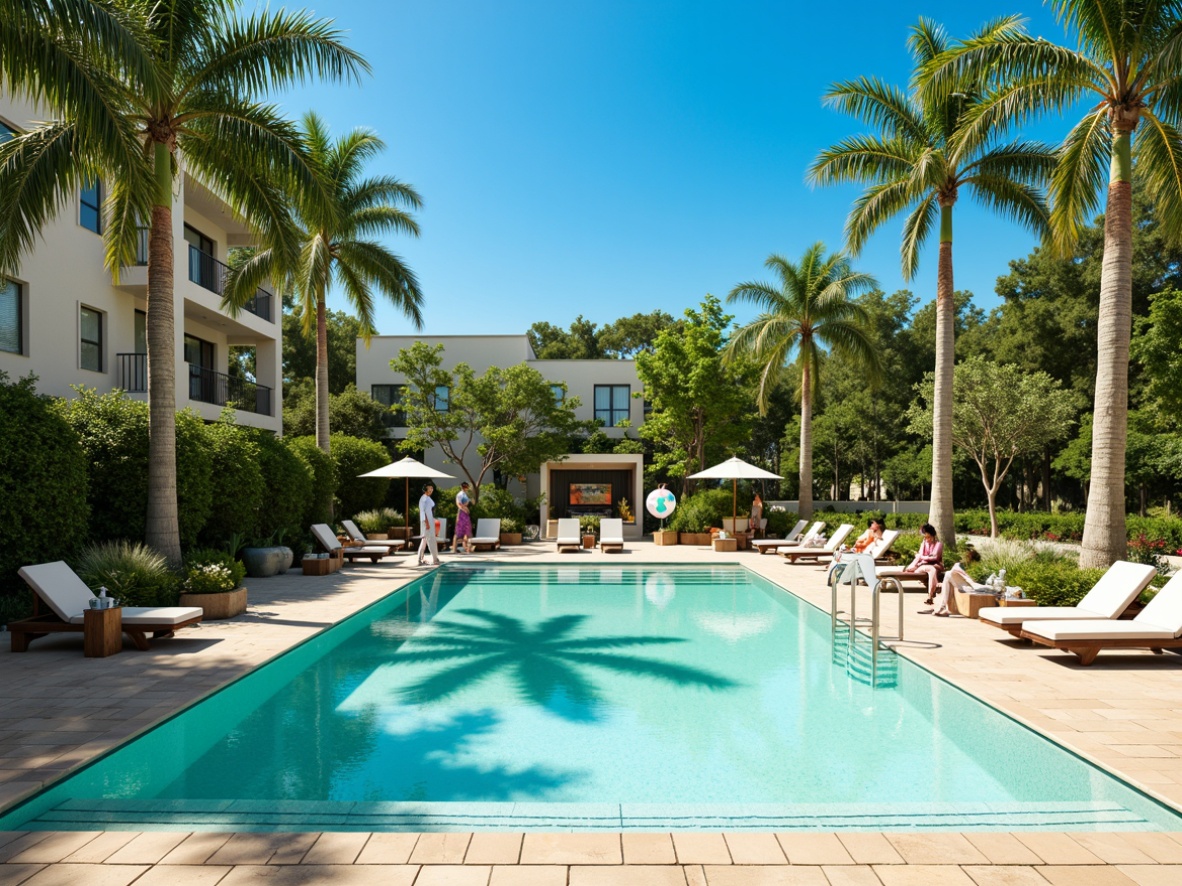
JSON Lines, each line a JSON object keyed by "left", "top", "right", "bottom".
{"left": 454, "top": 482, "right": 474, "bottom": 554}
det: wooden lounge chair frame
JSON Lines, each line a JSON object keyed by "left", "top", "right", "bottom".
{"left": 311, "top": 523, "right": 393, "bottom": 564}
{"left": 1019, "top": 632, "right": 1182, "bottom": 666}
{"left": 781, "top": 524, "right": 854, "bottom": 563}
{"left": 341, "top": 519, "right": 407, "bottom": 553}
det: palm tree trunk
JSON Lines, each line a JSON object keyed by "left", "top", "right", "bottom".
{"left": 799, "top": 361, "right": 813, "bottom": 519}
{"left": 315, "top": 295, "right": 331, "bottom": 454}
{"left": 929, "top": 202, "right": 956, "bottom": 547}
{"left": 1080, "top": 132, "right": 1133, "bottom": 568}
{"left": 144, "top": 141, "right": 181, "bottom": 565}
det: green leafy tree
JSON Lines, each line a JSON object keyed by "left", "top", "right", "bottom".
{"left": 0, "top": 0, "right": 365, "bottom": 562}
{"left": 599, "top": 311, "right": 678, "bottom": 358}
{"left": 282, "top": 307, "right": 366, "bottom": 396}
{"left": 284, "top": 382, "right": 388, "bottom": 441}
{"left": 724, "top": 244, "right": 880, "bottom": 518}
{"left": 527, "top": 316, "right": 604, "bottom": 359}
{"left": 929, "top": 2, "right": 1182, "bottom": 565}
{"left": 909, "top": 357, "right": 1075, "bottom": 537}
{"left": 635, "top": 296, "right": 754, "bottom": 489}
{"left": 1133, "top": 290, "right": 1182, "bottom": 420}
{"left": 809, "top": 17, "right": 1055, "bottom": 545}
{"left": 390, "top": 342, "right": 592, "bottom": 498}
{"left": 226, "top": 112, "right": 423, "bottom": 454}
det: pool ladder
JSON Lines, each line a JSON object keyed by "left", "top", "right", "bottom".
{"left": 829, "top": 553, "right": 904, "bottom": 684}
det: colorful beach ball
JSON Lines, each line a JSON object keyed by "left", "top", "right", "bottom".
{"left": 645, "top": 487, "right": 677, "bottom": 519}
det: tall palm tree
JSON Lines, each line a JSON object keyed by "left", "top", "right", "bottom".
{"left": 225, "top": 113, "right": 424, "bottom": 454}
{"left": 0, "top": 0, "right": 365, "bottom": 563}
{"left": 724, "top": 244, "right": 879, "bottom": 519}
{"left": 925, "top": 2, "right": 1182, "bottom": 567}
{"left": 808, "top": 17, "right": 1055, "bottom": 544}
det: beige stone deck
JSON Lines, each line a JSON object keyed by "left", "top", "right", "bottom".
{"left": 2, "top": 540, "right": 1181, "bottom": 884}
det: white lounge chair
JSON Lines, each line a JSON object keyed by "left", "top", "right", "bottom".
{"left": 470, "top": 518, "right": 502, "bottom": 551}
{"left": 782, "top": 524, "right": 854, "bottom": 563}
{"left": 825, "top": 529, "right": 901, "bottom": 566}
{"left": 599, "top": 518, "right": 625, "bottom": 553}
{"left": 556, "top": 518, "right": 582, "bottom": 553}
{"left": 979, "top": 560, "right": 1157, "bottom": 637}
{"left": 341, "top": 519, "right": 407, "bottom": 553}
{"left": 752, "top": 520, "right": 818, "bottom": 555}
{"left": 1021, "top": 571, "right": 1182, "bottom": 665}
{"left": 311, "top": 523, "right": 393, "bottom": 564}
{"left": 10, "top": 561, "right": 203, "bottom": 652}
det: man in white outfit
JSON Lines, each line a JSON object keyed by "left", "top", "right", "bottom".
{"left": 418, "top": 483, "right": 441, "bottom": 566}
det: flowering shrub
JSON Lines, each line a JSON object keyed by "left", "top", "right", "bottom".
{"left": 1126, "top": 532, "right": 1169, "bottom": 572}
{"left": 181, "top": 549, "right": 245, "bottom": 593}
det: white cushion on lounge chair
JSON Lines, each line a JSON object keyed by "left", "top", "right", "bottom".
{"left": 471, "top": 518, "right": 501, "bottom": 545}
{"left": 342, "top": 519, "right": 405, "bottom": 551}
{"left": 599, "top": 518, "right": 625, "bottom": 548}
{"left": 556, "top": 518, "right": 581, "bottom": 547}
{"left": 311, "top": 523, "right": 343, "bottom": 553}
{"left": 20, "top": 562, "right": 203, "bottom": 624}
{"left": 67, "top": 606, "right": 204, "bottom": 626}
{"left": 784, "top": 524, "right": 853, "bottom": 558}
{"left": 1028, "top": 570, "right": 1182, "bottom": 641}
{"left": 784, "top": 519, "right": 808, "bottom": 542}
{"left": 979, "top": 560, "right": 1156, "bottom": 626}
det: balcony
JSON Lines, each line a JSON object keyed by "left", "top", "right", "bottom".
{"left": 118, "top": 352, "right": 147, "bottom": 393}
{"left": 188, "top": 245, "right": 274, "bottom": 323}
{"left": 189, "top": 363, "right": 273, "bottom": 416}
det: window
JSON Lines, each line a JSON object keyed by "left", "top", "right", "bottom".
{"left": 372, "top": 383, "right": 406, "bottom": 428}
{"left": 594, "top": 384, "right": 630, "bottom": 427}
{"left": 134, "top": 309, "right": 146, "bottom": 355}
{"left": 551, "top": 384, "right": 565, "bottom": 406}
{"left": 185, "top": 333, "right": 216, "bottom": 403}
{"left": 434, "top": 385, "right": 450, "bottom": 412}
{"left": 1, "top": 278, "right": 22, "bottom": 355}
{"left": 184, "top": 225, "right": 217, "bottom": 291}
{"left": 80, "top": 179, "right": 103, "bottom": 234}
{"left": 184, "top": 333, "right": 215, "bottom": 369}
{"left": 80, "top": 306, "right": 103, "bottom": 371}
{"left": 0, "top": 120, "right": 15, "bottom": 142}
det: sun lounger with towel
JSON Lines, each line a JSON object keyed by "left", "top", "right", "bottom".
{"left": 470, "top": 518, "right": 502, "bottom": 551}
{"left": 599, "top": 518, "right": 625, "bottom": 552}
{"left": 10, "top": 561, "right": 203, "bottom": 652}
{"left": 556, "top": 518, "right": 582, "bottom": 552}
{"left": 979, "top": 560, "right": 1156, "bottom": 637}
{"left": 1020, "top": 570, "right": 1182, "bottom": 665}
{"left": 781, "top": 524, "right": 854, "bottom": 563}
{"left": 341, "top": 519, "right": 407, "bottom": 552}
{"left": 311, "top": 523, "right": 393, "bottom": 564}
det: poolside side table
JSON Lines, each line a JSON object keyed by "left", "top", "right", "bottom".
{"left": 713, "top": 537, "right": 738, "bottom": 553}
{"left": 84, "top": 607, "right": 122, "bottom": 657}
{"left": 998, "top": 597, "right": 1037, "bottom": 607}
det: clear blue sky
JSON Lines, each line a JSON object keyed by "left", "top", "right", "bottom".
{"left": 282, "top": 1, "right": 1071, "bottom": 336}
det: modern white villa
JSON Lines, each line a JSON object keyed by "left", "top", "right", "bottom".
{"left": 357, "top": 334, "right": 646, "bottom": 537}
{"left": 0, "top": 95, "right": 283, "bottom": 433}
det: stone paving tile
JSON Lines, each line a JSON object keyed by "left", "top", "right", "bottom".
{"left": 157, "top": 833, "right": 233, "bottom": 866}
{"left": 58, "top": 831, "right": 137, "bottom": 864}
{"left": 1035, "top": 866, "right": 1139, "bottom": 885}
{"left": 775, "top": 833, "right": 854, "bottom": 866}
{"left": 722, "top": 833, "right": 786, "bottom": 864}
{"left": 219, "top": 865, "right": 418, "bottom": 885}
{"left": 6, "top": 832, "right": 99, "bottom": 864}
{"left": 354, "top": 832, "right": 419, "bottom": 865}
{"left": 1118, "top": 833, "right": 1182, "bottom": 863}
{"left": 413, "top": 864, "right": 492, "bottom": 886}
{"left": 683, "top": 865, "right": 707, "bottom": 886}
{"left": 409, "top": 833, "right": 473, "bottom": 865}
{"left": 700, "top": 864, "right": 827, "bottom": 884}
{"left": 106, "top": 832, "right": 190, "bottom": 865}
{"left": 263, "top": 833, "right": 319, "bottom": 865}
{"left": 206, "top": 833, "right": 289, "bottom": 866}
{"left": 962, "top": 833, "right": 1044, "bottom": 865}
{"left": 1071, "top": 834, "right": 1158, "bottom": 865}
{"left": 622, "top": 833, "right": 677, "bottom": 865}
{"left": 872, "top": 865, "right": 976, "bottom": 886}
{"left": 820, "top": 866, "right": 884, "bottom": 886}
{"left": 960, "top": 867, "right": 1051, "bottom": 886}
{"left": 1115, "top": 865, "right": 1182, "bottom": 886}
{"left": 1014, "top": 834, "right": 1104, "bottom": 865}
{"left": 300, "top": 831, "right": 369, "bottom": 865}
{"left": 130, "top": 866, "right": 232, "bottom": 886}
{"left": 0, "top": 836, "right": 50, "bottom": 865}
{"left": 0, "top": 865, "right": 45, "bottom": 886}
{"left": 489, "top": 865, "right": 567, "bottom": 886}
{"left": 465, "top": 833, "right": 522, "bottom": 865}
{"left": 837, "top": 835, "right": 904, "bottom": 866}
{"left": 672, "top": 833, "right": 731, "bottom": 865}
{"left": 570, "top": 865, "right": 688, "bottom": 885}
{"left": 16, "top": 864, "right": 149, "bottom": 886}
{"left": 521, "top": 834, "right": 622, "bottom": 865}
{"left": 883, "top": 834, "right": 988, "bottom": 866}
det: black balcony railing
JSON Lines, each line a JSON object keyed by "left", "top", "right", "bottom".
{"left": 118, "top": 352, "right": 147, "bottom": 392}
{"left": 188, "top": 245, "right": 274, "bottom": 323}
{"left": 188, "top": 363, "right": 273, "bottom": 416}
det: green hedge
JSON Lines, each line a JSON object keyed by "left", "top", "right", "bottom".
{"left": 668, "top": 489, "right": 736, "bottom": 532}
{"left": 199, "top": 420, "right": 265, "bottom": 549}
{"left": 0, "top": 374, "right": 91, "bottom": 599}
{"left": 285, "top": 436, "right": 337, "bottom": 528}
{"left": 253, "top": 430, "right": 312, "bottom": 544}
{"left": 55, "top": 389, "right": 212, "bottom": 550}
{"left": 330, "top": 434, "right": 390, "bottom": 519}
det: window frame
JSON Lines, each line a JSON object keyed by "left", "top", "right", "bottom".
{"left": 1, "top": 277, "right": 24, "bottom": 356}
{"left": 594, "top": 384, "right": 630, "bottom": 427}
{"left": 434, "top": 384, "right": 450, "bottom": 412}
{"left": 79, "top": 305, "right": 104, "bottom": 372}
{"left": 551, "top": 383, "right": 565, "bottom": 406}
{"left": 79, "top": 178, "right": 103, "bottom": 234}
{"left": 371, "top": 383, "right": 407, "bottom": 428}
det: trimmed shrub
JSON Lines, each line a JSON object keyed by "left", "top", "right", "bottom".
{"left": 73, "top": 540, "right": 180, "bottom": 607}
{"left": 253, "top": 431, "right": 313, "bottom": 543}
{"left": 198, "top": 419, "right": 265, "bottom": 549}
{"left": 0, "top": 373, "right": 90, "bottom": 598}
{"left": 669, "top": 489, "right": 734, "bottom": 532}
{"left": 285, "top": 436, "right": 337, "bottom": 527}
{"left": 183, "top": 548, "right": 246, "bottom": 590}
{"left": 330, "top": 434, "right": 390, "bottom": 519}
{"left": 352, "top": 507, "right": 402, "bottom": 534}
{"left": 55, "top": 389, "right": 213, "bottom": 550}
{"left": 764, "top": 507, "right": 797, "bottom": 538}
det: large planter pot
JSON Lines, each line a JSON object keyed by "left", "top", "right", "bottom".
{"left": 499, "top": 532, "right": 523, "bottom": 546}
{"left": 241, "top": 546, "right": 287, "bottom": 578}
{"left": 679, "top": 532, "right": 713, "bottom": 546}
{"left": 387, "top": 526, "right": 412, "bottom": 541}
{"left": 180, "top": 587, "right": 247, "bottom": 620}
{"left": 653, "top": 529, "right": 678, "bottom": 546}
{"left": 278, "top": 545, "right": 294, "bottom": 572}
{"left": 366, "top": 531, "right": 389, "bottom": 540}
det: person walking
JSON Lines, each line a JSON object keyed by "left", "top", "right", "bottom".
{"left": 418, "top": 482, "right": 441, "bottom": 566}
{"left": 454, "top": 482, "right": 474, "bottom": 554}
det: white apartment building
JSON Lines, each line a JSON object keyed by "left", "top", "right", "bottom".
{"left": 0, "top": 96, "right": 282, "bottom": 433}
{"left": 357, "top": 335, "right": 646, "bottom": 537}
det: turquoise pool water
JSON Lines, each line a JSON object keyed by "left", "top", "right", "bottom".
{"left": 3, "top": 564, "right": 1181, "bottom": 831}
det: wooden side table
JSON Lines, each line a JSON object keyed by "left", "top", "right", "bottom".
{"left": 84, "top": 607, "right": 122, "bottom": 657}
{"left": 998, "top": 597, "right": 1037, "bottom": 607}
{"left": 713, "top": 537, "right": 738, "bottom": 552}
{"left": 953, "top": 590, "right": 998, "bottom": 619}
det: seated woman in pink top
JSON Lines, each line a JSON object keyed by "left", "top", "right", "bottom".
{"left": 905, "top": 523, "right": 944, "bottom": 604}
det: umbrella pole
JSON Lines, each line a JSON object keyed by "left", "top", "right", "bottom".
{"left": 732, "top": 478, "right": 737, "bottom": 530}
{"left": 405, "top": 478, "right": 410, "bottom": 542}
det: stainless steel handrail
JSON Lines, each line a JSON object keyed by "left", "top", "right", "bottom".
{"left": 830, "top": 553, "right": 904, "bottom": 685}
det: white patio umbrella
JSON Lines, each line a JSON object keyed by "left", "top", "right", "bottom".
{"left": 357, "top": 456, "right": 456, "bottom": 533}
{"left": 687, "top": 456, "right": 782, "bottom": 530}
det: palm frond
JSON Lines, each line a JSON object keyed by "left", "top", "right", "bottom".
{"left": 1048, "top": 108, "right": 1111, "bottom": 254}
{"left": 1134, "top": 110, "right": 1182, "bottom": 247}
{"left": 807, "top": 136, "right": 918, "bottom": 186}
{"left": 821, "top": 77, "right": 928, "bottom": 144}
{"left": 962, "top": 174, "right": 1050, "bottom": 236}
{"left": 334, "top": 239, "right": 425, "bottom": 330}
{"left": 908, "top": 17, "right": 951, "bottom": 74}
{"left": 844, "top": 177, "right": 923, "bottom": 257}
{"left": 0, "top": 122, "right": 82, "bottom": 274}
{"left": 899, "top": 193, "right": 938, "bottom": 281}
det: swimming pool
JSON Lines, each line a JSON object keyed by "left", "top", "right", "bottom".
{"left": 2, "top": 564, "right": 1180, "bottom": 831}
